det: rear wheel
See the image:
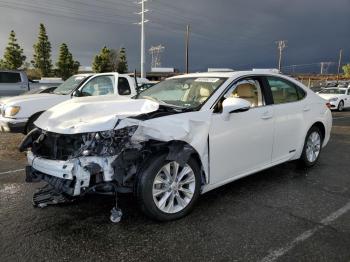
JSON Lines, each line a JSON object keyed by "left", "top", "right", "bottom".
{"left": 136, "top": 153, "right": 201, "bottom": 221}
{"left": 299, "top": 126, "right": 323, "bottom": 167}
{"left": 338, "top": 100, "right": 344, "bottom": 111}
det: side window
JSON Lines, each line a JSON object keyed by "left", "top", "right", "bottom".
{"left": 0, "top": 72, "right": 21, "bottom": 83}
{"left": 267, "top": 77, "right": 304, "bottom": 104}
{"left": 226, "top": 78, "right": 265, "bottom": 108}
{"left": 118, "top": 77, "right": 131, "bottom": 95}
{"left": 296, "top": 86, "right": 306, "bottom": 100}
{"left": 80, "top": 75, "right": 114, "bottom": 96}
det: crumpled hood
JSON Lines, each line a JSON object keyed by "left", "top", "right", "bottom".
{"left": 35, "top": 96, "right": 160, "bottom": 134}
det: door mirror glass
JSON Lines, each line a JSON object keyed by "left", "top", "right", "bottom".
{"left": 222, "top": 97, "right": 251, "bottom": 120}
{"left": 72, "top": 90, "right": 80, "bottom": 97}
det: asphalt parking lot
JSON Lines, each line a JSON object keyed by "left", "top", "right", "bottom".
{"left": 0, "top": 110, "right": 349, "bottom": 262}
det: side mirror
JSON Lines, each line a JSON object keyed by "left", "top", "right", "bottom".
{"left": 72, "top": 90, "right": 81, "bottom": 97}
{"left": 222, "top": 97, "right": 251, "bottom": 121}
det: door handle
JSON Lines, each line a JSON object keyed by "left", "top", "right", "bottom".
{"left": 303, "top": 105, "right": 310, "bottom": 112}
{"left": 261, "top": 111, "right": 273, "bottom": 119}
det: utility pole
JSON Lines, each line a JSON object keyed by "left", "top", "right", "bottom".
{"left": 320, "top": 62, "right": 324, "bottom": 75}
{"left": 337, "top": 49, "right": 343, "bottom": 83}
{"left": 276, "top": 40, "right": 287, "bottom": 72}
{"left": 135, "top": 0, "right": 149, "bottom": 78}
{"left": 185, "top": 24, "right": 190, "bottom": 74}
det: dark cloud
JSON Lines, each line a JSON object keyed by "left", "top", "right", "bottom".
{"left": 0, "top": 0, "right": 349, "bottom": 73}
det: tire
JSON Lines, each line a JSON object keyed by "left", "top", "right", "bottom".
{"left": 299, "top": 126, "right": 323, "bottom": 167}
{"left": 338, "top": 100, "right": 344, "bottom": 112}
{"left": 136, "top": 153, "right": 201, "bottom": 221}
{"left": 26, "top": 113, "right": 41, "bottom": 134}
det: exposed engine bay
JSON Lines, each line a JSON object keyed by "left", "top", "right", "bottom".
{"left": 19, "top": 98, "right": 212, "bottom": 222}
{"left": 20, "top": 122, "right": 205, "bottom": 222}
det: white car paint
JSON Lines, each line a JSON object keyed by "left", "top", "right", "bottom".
{"left": 0, "top": 73, "right": 147, "bottom": 133}
{"left": 317, "top": 87, "right": 350, "bottom": 110}
{"left": 27, "top": 71, "right": 332, "bottom": 197}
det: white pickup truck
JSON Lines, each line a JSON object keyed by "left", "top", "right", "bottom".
{"left": 0, "top": 72, "right": 145, "bottom": 133}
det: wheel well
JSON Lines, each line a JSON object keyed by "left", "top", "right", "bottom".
{"left": 311, "top": 122, "right": 325, "bottom": 141}
{"left": 25, "top": 111, "right": 43, "bottom": 134}
{"left": 150, "top": 140, "right": 207, "bottom": 185}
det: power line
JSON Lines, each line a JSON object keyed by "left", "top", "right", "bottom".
{"left": 0, "top": 1, "right": 136, "bottom": 25}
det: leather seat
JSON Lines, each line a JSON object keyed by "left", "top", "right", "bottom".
{"left": 198, "top": 86, "right": 211, "bottom": 103}
{"left": 234, "top": 83, "right": 258, "bottom": 106}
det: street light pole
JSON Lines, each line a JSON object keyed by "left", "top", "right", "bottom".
{"left": 337, "top": 49, "right": 343, "bottom": 83}
{"left": 185, "top": 24, "right": 190, "bottom": 74}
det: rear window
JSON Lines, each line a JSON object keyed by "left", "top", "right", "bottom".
{"left": 118, "top": 77, "right": 131, "bottom": 95}
{"left": 0, "top": 72, "right": 21, "bottom": 83}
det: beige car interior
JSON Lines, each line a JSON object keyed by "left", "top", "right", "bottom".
{"left": 183, "top": 83, "right": 214, "bottom": 103}
{"left": 230, "top": 81, "right": 264, "bottom": 107}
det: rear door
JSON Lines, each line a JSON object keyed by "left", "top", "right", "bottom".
{"left": 0, "top": 72, "right": 26, "bottom": 96}
{"left": 265, "top": 76, "right": 307, "bottom": 163}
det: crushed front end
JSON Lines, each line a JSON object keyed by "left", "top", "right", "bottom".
{"left": 20, "top": 126, "right": 145, "bottom": 221}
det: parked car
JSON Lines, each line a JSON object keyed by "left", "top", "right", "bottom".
{"left": 317, "top": 87, "right": 350, "bottom": 111}
{"left": 0, "top": 73, "right": 147, "bottom": 133}
{"left": 20, "top": 70, "right": 332, "bottom": 222}
{"left": 0, "top": 70, "right": 29, "bottom": 97}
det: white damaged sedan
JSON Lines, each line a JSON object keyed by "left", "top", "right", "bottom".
{"left": 20, "top": 71, "right": 332, "bottom": 222}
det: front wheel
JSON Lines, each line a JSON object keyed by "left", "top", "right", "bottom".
{"left": 299, "top": 126, "right": 323, "bottom": 167}
{"left": 136, "top": 154, "right": 201, "bottom": 221}
{"left": 338, "top": 100, "right": 344, "bottom": 112}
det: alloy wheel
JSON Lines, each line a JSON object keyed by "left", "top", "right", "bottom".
{"left": 152, "top": 161, "right": 196, "bottom": 214}
{"left": 305, "top": 131, "right": 321, "bottom": 163}
{"left": 338, "top": 101, "right": 344, "bottom": 111}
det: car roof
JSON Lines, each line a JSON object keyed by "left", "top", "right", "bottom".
{"left": 168, "top": 70, "right": 282, "bottom": 79}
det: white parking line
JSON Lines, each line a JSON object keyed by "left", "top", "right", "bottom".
{"left": 260, "top": 201, "right": 350, "bottom": 262}
{"left": 0, "top": 168, "right": 24, "bottom": 175}
{"left": 333, "top": 116, "right": 350, "bottom": 120}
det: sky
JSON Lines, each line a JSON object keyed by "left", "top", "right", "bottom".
{"left": 0, "top": 0, "right": 349, "bottom": 73}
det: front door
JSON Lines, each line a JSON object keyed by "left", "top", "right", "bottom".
{"left": 209, "top": 77, "right": 274, "bottom": 185}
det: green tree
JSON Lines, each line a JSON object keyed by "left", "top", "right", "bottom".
{"left": 116, "top": 47, "right": 128, "bottom": 73}
{"left": 92, "top": 46, "right": 113, "bottom": 73}
{"left": 56, "top": 43, "right": 80, "bottom": 80}
{"left": 0, "top": 30, "right": 26, "bottom": 70}
{"left": 343, "top": 64, "right": 350, "bottom": 77}
{"left": 109, "top": 49, "right": 117, "bottom": 71}
{"left": 32, "top": 23, "right": 52, "bottom": 76}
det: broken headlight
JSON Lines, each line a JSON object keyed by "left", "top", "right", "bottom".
{"left": 78, "top": 126, "right": 138, "bottom": 157}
